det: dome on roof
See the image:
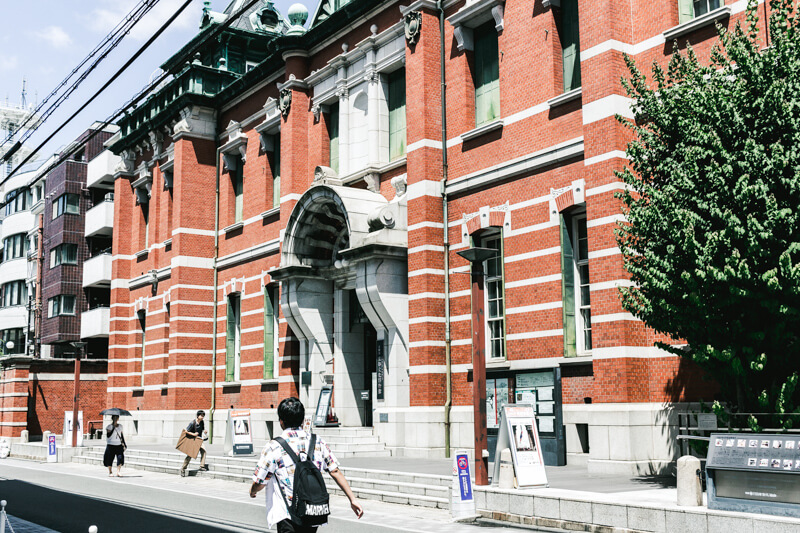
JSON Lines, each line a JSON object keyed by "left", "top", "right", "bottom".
{"left": 287, "top": 3, "right": 308, "bottom": 27}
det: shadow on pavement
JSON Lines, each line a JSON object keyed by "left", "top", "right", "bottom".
{"left": 0, "top": 479, "right": 254, "bottom": 533}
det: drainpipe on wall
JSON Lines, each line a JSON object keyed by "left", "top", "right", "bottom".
{"left": 439, "top": 0, "right": 452, "bottom": 459}
{"left": 210, "top": 143, "right": 222, "bottom": 443}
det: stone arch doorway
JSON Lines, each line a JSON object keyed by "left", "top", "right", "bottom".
{"left": 271, "top": 171, "right": 409, "bottom": 428}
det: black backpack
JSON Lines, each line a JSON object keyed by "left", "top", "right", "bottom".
{"left": 275, "top": 434, "right": 330, "bottom": 527}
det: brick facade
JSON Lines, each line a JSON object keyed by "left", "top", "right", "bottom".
{"left": 101, "top": 0, "right": 751, "bottom": 473}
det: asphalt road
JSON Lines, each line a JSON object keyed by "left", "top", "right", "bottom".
{"left": 0, "top": 461, "right": 522, "bottom": 533}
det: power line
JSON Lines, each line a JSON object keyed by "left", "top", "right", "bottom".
{"left": 0, "top": 0, "right": 161, "bottom": 158}
{"left": 2, "top": 0, "right": 195, "bottom": 184}
{"left": 1, "top": 0, "right": 265, "bottom": 192}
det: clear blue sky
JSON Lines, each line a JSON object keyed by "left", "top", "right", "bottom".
{"left": 0, "top": 0, "right": 307, "bottom": 168}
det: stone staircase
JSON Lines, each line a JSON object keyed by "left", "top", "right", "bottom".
{"left": 72, "top": 447, "right": 450, "bottom": 509}
{"left": 311, "top": 426, "right": 391, "bottom": 458}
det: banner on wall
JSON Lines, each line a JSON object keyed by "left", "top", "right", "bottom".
{"left": 492, "top": 404, "right": 548, "bottom": 488}
{"left": 224, "top": 409, "right": 253, "bottom": 456}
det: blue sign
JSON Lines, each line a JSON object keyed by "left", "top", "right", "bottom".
{"left": 48, "top": 435, "right": 56, "bottom": 455}
{"left": 456, "top": 453, "right": 473, "bottom": 501}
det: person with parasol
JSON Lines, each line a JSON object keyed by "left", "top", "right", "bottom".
{"left": 101, "top": 408, "right": 131, "bottom": 477}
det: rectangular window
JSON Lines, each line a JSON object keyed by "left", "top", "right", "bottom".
{"left": 138, "top": 310, "right": 146, "bottom": 387}
{"left": 4, "top": 188, "right": 32, "bottom": 216}
{"left": 2, "top": 281, "right": 27, "bottom": 307}
{"left": 53, "top": 193, "right": 80, "bottom": 219}
{"left": 328, "top": 103, "right": 340, "bottom": 174}
{"left": 474, "top": 22, "right": 500, "bottom": 127}
{"left": 226, "top": 293, "right": 241, "bottom": 382}
{"left": 270, "top": 135, "right": 281, "bottom": 209}
{"left": 2, "top": 233, "right": 28, "bottom": 262}
{"left": 388, "top": 68, "right": 407, "bottom": 161}
{"left": 263, "top": 285, "right": 279, "bottom": 380}
{"left": 680, "top": 0, "right": 722, "bottom": 22}
{"left": 482, "top": 232, "right": 505, "bottom": 359}
{"left": 0, "top": 328, "right": 24, "bottom": 355}
{"left": 231, "top": 157, "right": 244, "bottom": 223}
{"left": 558, "top": 0, "right": 582, "bottom": 92}
{"left": 48, "top": 294, "right": 75, "bottom": 317}
{"left": 50, "top": 243, "right": 78, "bottom": 267}
{"left": 560, "top": 214, "right": 591, "bottom": 356}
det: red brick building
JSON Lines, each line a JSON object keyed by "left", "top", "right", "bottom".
{"left": 104, "top": 0, "right": 742, "bottom": 473}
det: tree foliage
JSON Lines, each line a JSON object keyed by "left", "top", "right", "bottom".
{"left": 616, "top": 0, "right": 800, "bottom": 426}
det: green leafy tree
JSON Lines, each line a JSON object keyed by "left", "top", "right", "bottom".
{"left": 616, "top": 0, "right": 800, "bottom": 427}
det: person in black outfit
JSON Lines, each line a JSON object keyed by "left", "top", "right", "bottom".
{"left": 180, "top": 410, "right": 208, "bottom": 476}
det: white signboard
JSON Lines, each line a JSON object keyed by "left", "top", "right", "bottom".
{"left": 450, "top": 449, "right": 478, "bottom": 521}
{"left": 47, "top": 434, "right": 58, "bottom": 463}
{"left": 492, "top": 404, "right": 547, "bottom": 488}
{"left": 63, "top": 411, "right": 84, "bottom": 447}
{"left": 224, "top": 409, "right": 253, "bottom": 455}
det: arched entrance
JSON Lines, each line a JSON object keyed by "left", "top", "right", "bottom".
{"left": 271, "top": 170, "right": 409, "bottom": 428}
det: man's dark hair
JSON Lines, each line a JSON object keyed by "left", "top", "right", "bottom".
{"left": 278, "top": 397, "right": 305, "bottom": 428}
{"left": 196, "top": 409, "right": 205, "bottom": 417}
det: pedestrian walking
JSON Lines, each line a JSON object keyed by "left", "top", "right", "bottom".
{"left": 180, "top": 410, "right": 208, "bottom": 477}
{"left": 249, "top": 397, "right": 363, "bottom": 533}
{"left": 103, "top": 414, "right": 126, "bottom": 477}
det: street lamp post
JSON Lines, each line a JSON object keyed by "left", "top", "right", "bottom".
{"left": 456, "top": 246, "right": 498, "bottom": 486}
{"left": 70, "top": 341, "right": 88, "bottom": 447}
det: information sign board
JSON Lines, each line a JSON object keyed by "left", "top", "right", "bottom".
{"left": 63, "top": 411, "right": 83, "bottom": 447}
{"left": 450, "top": 450, "right": 477, "bottom": 520}
{"left": 224, "top": 409, "right": 253, "bottom": 456}
{"left": 491, "top": 404, "right": 547, "bottom": 488}
{"left": 314, "top": 386, "right": 334, "bottom": 426}
{"left": 47, "top": 434, "right": 58, "bottom": 463}
{"left": 706, "top": 432, "right": 800, "bottom": 518}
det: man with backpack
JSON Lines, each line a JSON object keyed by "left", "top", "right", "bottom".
{"left": 249, "top": 397, "right": 363, "bottom": 532}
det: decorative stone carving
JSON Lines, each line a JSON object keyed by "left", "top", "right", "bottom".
{"left": 311, "top": 103, "right": 321, "bottom": 122}
{"left": 364, "top": 172, "right": 380, "bottom": 193}
{"left": 335, "top": 85, "right": 349, "bottom": 99}
{"left": 391, "top": 175, "right": 407, "bottom": 198}
{"left": 313, "top": 166, "right": 338, "bottom": 183}
{"left": 279, "top": 88, "right": 292, "bottom": 117}
{"left": 114, "top": 149, "right": 135, "bottom": 175}
{"left": 149, "top": 269, "right": 159, "bottom": 296}
{"left": 365, "top": 68, "right": 379, "bottom": 85}
{"left": 404, "top": 11, "right": 422, "bottom": 45}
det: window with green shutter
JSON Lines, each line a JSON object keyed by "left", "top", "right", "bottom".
{"left": 558, "top": 0, "right": 582, "bottom": 93}
{"left": 474, "top": 22, "right": 500, "bottom": 127}
{"left": 560, "top": 215, "right": 577, "bottom": 358}
{"left": 263, "top": 285, "right": 278, "bottom": 380}
{"left": 226, "top": 294, "right": 241, "bottom": 382}
{"left": 328, "top": 103, "right": 340, "bottom": 173}
{"left": 232, "top": 157, "right": 244, "bottom": 223}
{"left": 388, "top": 68, "right": 406, "bottom": 161}
{"left": 270, "top": 134, "right": 281, "bottom": 209}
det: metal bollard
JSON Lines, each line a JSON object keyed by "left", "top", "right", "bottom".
{"left": 677, "top": 455, "right": 703, "bottom": 506}
{"left": 89, "top": 526, "right": 98, "bottom": 533}
{"left": 1, "top": 499, "right": 7, "bottom": 533}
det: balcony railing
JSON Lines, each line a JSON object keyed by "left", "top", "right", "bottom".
{"left": 81, "top": 307, "right": 110, "bottom": 339}
{"left": 84, "top": 200, "right": 114, "bottom": 238}
{"left": 82, "top": 253, "right": 112, "bottom": 288}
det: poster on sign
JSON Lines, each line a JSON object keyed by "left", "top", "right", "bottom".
{"left": 492, "top": 404, "right": 547, "bottom": 488}
{"left": 224, "top": 409, "right": 254, "bottom": 455}
{"left": 47, "top": 434, "right": 58, "bottom": 463}
{"left": 62, "top": 411, "right": 84, "bottom": 447}
{"left": 450, "top": 450, "right": 478, "bottom": 521}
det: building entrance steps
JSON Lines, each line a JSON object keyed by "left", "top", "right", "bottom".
{"left": 311, "top": 426, "right": 392, "bottom": 458}
{"left": 71, "top": 445, "right": 449, "bottom": 509}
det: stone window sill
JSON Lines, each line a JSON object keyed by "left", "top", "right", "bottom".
{"left": 260, "top": 378, "right": 279, "bottom": 385}
{"left": 223, "top": 222, "right": 244, "bottom": 234}
{"left": 162, "top": 238, "right": 172, "bottom": 247}
{"left": 547, "top": 87, "right": 582, "bottom": 109}
{"left": 260, "top": 207, "right": 280, "bottom": 219}
{"left": 460, "top": 119, "right": 504, "bottom": 143}
{"left": 663, "top": 6, "right": 731, "bottom": 41}
{"left": 222, "top": 381, "right": 241, "bottom": 388}
{"left": 134, "top": 249, "right": 148, "bottom": 259}
{"left": 131, "top": 387, "right": 144, "bottom": 393}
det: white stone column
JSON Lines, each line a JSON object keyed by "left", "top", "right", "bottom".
{"left": 333, "top": 288, "right": 367, "bottom": 426}
{"left": 367, "top": 69, "right": 382, "bottom": 166}
{"left": 337, "top": 85, "right": 349, "bottom": 176}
